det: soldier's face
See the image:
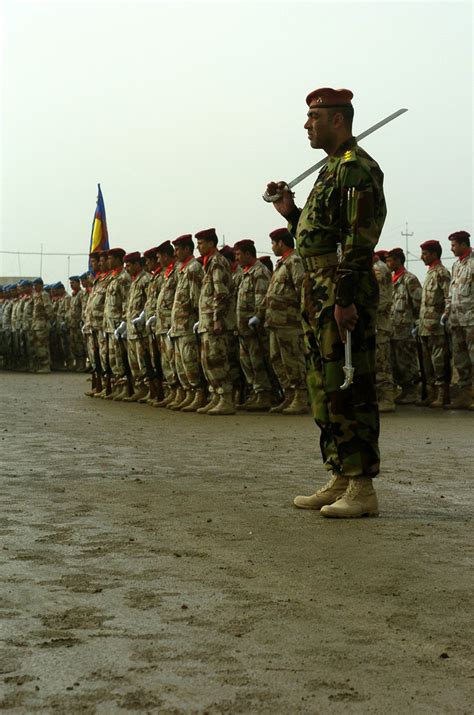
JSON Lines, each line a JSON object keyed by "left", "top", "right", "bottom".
{"left": 174, "top": 245, "right": 190, "bottom": 263}
{"left": 90, "top": 258, "right": 99, "bottom": 273}
{"left": 197, "top": 239, "right": 214, "bottom": 257}
{"left": 450, "top": 240, "right": 466, "bottom": 257}
{"left": 421, "top": 249, "right": 436, "bottom": 265}
{"left": 386, "top": 256, "right": 399, "bottom": 272}
{"left": 34, "top": 284, "right": 42, "bottom": 294}
{"left": 304, "top": 105, "right": 334, "bottom": 150}
{"left": 125, "top": 261, "right": 139, "bottom": 277}
{"left": 271, "top": 240, "right": 285, "bottom": 257}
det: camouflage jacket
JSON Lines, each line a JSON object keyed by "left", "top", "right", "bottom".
{"left": 103, "top": 269, "right": 131, "bottom": 333}
{"left": 32, "top": 290, "right": 54, "bottom": 330}
{"left": 390, "top": 269, "right": 422, "bottom": 339}
{"left": 171, "top": 257, "right": 203, "bottom": 336}
{"left": 1, "top": 300, "right": 13, "bottom": 330}
{"left": 198, "top": 251, "right": 235, "bottom": 333}
{"left": 373, "top": 258, "right": 393, "bottom": 335}
{"left": 263, "top": 250, "right": 304, "bottom": 330}
{"left": 419, "top": 262, "right": 450, "bottom": 336}
{"left": 56, "top": 294, "right": 72, "bottom": 328}
{"left": 88, "top": 273, "right": 114, "bottom": 332}
{"left": 11, "top": 299, "right": 22, "bottom": 331}
{"left": 236, "top": 261, "right": 271, "bottom": 336}
{"left": 144, "top": 268, "right": 164, "bottom": 332}
{"left": 126, "top": 270, "right": 151, "bottom": 339}
{"left": 21, "top": 295, "right": 34, "bottom": 330}
{"left": 156, "top": 262, "right": 178, "bottom": 335}
{"left": 289, "top": 138, "right": 386, "bottom": 307}
{"left": 445, "top": 251, "right": 474, "bottom": 327}
{"left": 69, "top": 289, "right": 85, "bottom": 328}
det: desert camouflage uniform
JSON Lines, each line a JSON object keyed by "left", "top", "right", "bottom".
{"left": 236, "top": 261, "right": 272, "bottom": 394}
{"left": 1, "top": 295, "right": 14, "bottom": 369}
{"left": 198, "top": 250, "right": 234, "bottom": 395}
{"left": 11, "top": 296, "right": 23, "bottom": 369}
{"left": 56, "top": 293, "right": 74, "bottom": 369}
{"left": 144, "top": 267, "right": 164, "bottom": 375}
{"left": 419, "top": 261, "right": 451, "bottom": 387}
{"left": 32, "top": 289, "right": 54, "bottom": 371}
{"left": 103, "top": 268, "right": 131, "bottom": 379}
{"left": 290, "top": 138, "right": 386, "bottom": 479}
{"left": 155, "top": 263, "right": 179, "bottom": 389}
{"left": 170, "top": 257, "right": 204, "bottom": 390}
{"left": 126, "top": 270, "right": 151, "bottom": 385}
{"left": 21, "top": 292, "right": 35, "bottom": 371}
{"left": 263, "top": 249, "right": 306, "bottom": 391}
{"left": 81, "top": 286, "right": 94, "bottom": 367}
{"left": 445, "top": 250, "right": 474, "bottom": 389}
{"left": 88, "top": 272, "right": 113, "bottom": 372}
{"left": 228, "top": 266, "right": 244, "bottom": 391}
{"left": 373, "top": 258, "right": 394, "bottom": 401}
{"left": 390, "top": 269, "right": 422, "bottom": 391}
{"left": 68, "top": 288, "right": 87, "bottom": 369}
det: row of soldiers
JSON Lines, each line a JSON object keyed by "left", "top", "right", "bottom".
{"left": 1, "top": 229, "right": 472, "bottom": 413}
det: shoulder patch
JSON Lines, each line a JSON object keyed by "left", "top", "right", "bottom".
{"left": 342, "top": 150, "right": 356, "bottom": 163}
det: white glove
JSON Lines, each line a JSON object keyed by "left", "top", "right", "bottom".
{"left": 116, "top": 320, "right": 127, "bottom": 337}
{"left": 146, "top": 315, "right": 156, "bottom": 328}
{"left": 167, "top": 328, "right": 173, "bottom": 340}
{"left": 81, "top": 325, "right": 86, "bottom": 335}
{"left": 132, "top": 311, "right": 146, "bottom": 328}
{"left": 411, "top": 326, "right": 418, "bottom": 338}
{"left": 248, "top": 315, "right": 260, "bottom": 328}
{"left": 440, "top": 313, "right": 448, "bottom": 326}
{"left": 193, "top": 321, "right": 200, "bottom": 334}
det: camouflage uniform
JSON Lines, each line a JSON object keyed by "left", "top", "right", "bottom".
{"left": 1, "top": 294, "right": 14, "bottom": 369}
{"left": 88, "top": 272, "right": 113, "bottom": 372}
{"left": 103, "top": 268, "right": 131, "bottom": 379}
{"left": 32, "top": 289, "right": 54, "bottom": 371}
{"left": 155, "top": 263, "right": 179, "bottom": 389}
{"left": 69, "top": 288, "right": 87, "bottom": 369}
{"left": 390, "top": 269, "right": 422, "bottom": 391}
{"left": 170, "top": 257, "right": 204, "bottom": 390}
{"left": 263, "top": 249, "right": 306, "bottom": 392}
{"left": 56, "top": 293, "right": 74, "bottom": 369}
{"left": 144, "top": 267, "right": 164, "bottom": 376}
{"left": 10, "top": 296, "right": 23, "bottom": 369}
{"left": 373, "top": 258, "right": 394, "bottom": 402}
{"left": 198, "top": 251, "right": 234, "bottom": 395}
{"left": 290, "top": 138, "right": 386, "bottom": 479}
{"left": 21, "top": 292, "right": 35, "bottom": 371}
{"left": 236, "top": 261, "right": 272, "bottom": 394}
{"left": 419, "top": 261, "right": 451, "bottom": 388}
{"left": 445, "top": 250, "right": 474, "bottom": 390}
{"left": 126, "top": 270, "right": 151, "bottom": 385}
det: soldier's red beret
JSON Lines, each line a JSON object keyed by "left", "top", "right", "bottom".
{"left": 123, "top": 251, "right": 141, "bottom": 263}
{"left": 143, "top": 247, "right": 159, "bottom": 259}
{"left": 259, "top": 256, "right": 274, "bottom": 272}
{"left": 89, "top": 251, "right": 100, "bottom": 260}
{"left": 195, "top": 228, "right": 218, "bottom": 242}
{"left": 374, "top": 249, "right": 389, "bottom": 258}
{"left": 107, "top": 247, "right": 126, "bottom": 259}
{"left": 269, "top": 228, "right": 292, "bottom": 242}
{"left": 387, "top": 247, "right": 405, "bottom": 260}
{"left": 448, "top": 230, "right": 470, "bottom": 242}
{"left": 155, "top": 240, "right": 173, "bottom": 253}
{"left": 233, "top": 239, "right": 255, "bottom": 252}
{"left": 420, "top": 240, "right": 441, "bottom": 251}
{"left": 306, "top": 87, "right": 353, "bottom": 107}
{"left": 220, "top": 246, "right": 235, "bottom": 261}
{"left": 172, "top": 234, "right": 193, "bottom": 246}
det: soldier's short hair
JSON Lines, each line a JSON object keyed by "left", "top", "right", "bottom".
{"left": 327, "top": 104, "right": 354, "bottom": 128}
{"left": 449, "top": 230, "right": 470, "bottom": 247}
{"left": 387, "top": 247, "right": 405, "bottom": 264}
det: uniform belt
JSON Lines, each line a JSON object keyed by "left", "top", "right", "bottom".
{"left": 302, "top": 253, "right": 339, "bottom": 271}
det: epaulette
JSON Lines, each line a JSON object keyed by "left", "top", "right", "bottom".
{"left": 342, "top": 149, "right": 357, "bottom": 164}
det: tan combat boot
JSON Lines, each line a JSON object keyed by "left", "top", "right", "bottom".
{"left": 394, "top": 386, "right": 418, "bottom": 405}
{"left": 197, "top": 392, "right": 220, "bottom": 414}
{"left": 153, "top": 387, "right": 177, "bottom": 408}
{"left": 282, "top": 389, "right": 308, "bottom": 415}
{"left": 378, "top": 397, "right": 396, "bottom": 413}
{"left": 415, "top": 385, "right": 436, "bottom": 407}
{"left": 167, "top": 387, "right": 186, "bottom": 410}
{"left": 429, "top": 386, "right": 445, "bottom": 408}
{"left": 293, "top": 473, "right": 349, "bottom": 509}
{"left": 175, "top": 390, "right": 195, "bottom": 411}
{"left": 113, "top": 383, "right": 129, "bottom": 401}
{"left": 138, "top": 386, "right": 152, "bottom": 404}
{"left": 269, "top": 389, "right": 294, "bottom": 414}
{"left": 94, "top": 388, "right": 108, "bottom": 399}
{"left": 103, "top": 383, "right": 119, "bottom": 400}
{"left": 208, "top": 392, "right": 236, "bottom": 415}
{"left": 444, "top": 390, "right": 472, "bottom": 410}
{"left": 245, "top": 391, "right": 272, "bottom": 412}
{"left": 182, "top": 389, "right": 207, "bottom": 412}
{"left": 123, "top": 383, "right": 148, "bottom": 403}
{"left": 320, "top": 477, "right": 379, "bottom": 518}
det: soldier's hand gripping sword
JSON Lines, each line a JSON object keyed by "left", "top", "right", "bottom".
{"left": 262, "top": 107, "right": 408, "bottom": 202}
{"left": 340, "top": 330, "right": 355, "bottom": 391}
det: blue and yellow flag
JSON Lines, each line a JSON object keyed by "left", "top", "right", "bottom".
{"left": 88, "top": 184, "right": 109, "bottom": 268}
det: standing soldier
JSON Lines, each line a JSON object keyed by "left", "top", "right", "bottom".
{"left": 2, "top": 286, "right": 15, "bottom": 370}
{"left": 80, "top": 270, "right": 93, "bottom": 374}
{"left": 234, "top": 239, "right": 273, "bottom": 411}
{"left": 68, "top": 276, "right": 87, "bottom": 372}
{"left": 386, "top": 247, "right": 422, "bottom": 404}
{"left": 264, "top": 227, "right": 308, "bottom": 414}
{"left": 195, "top": 228, "right": 235, "bottom": 415}
{"left": 19, "top": 280, "right": 35, "bottom": 372}
{"left": 373, "top": 249, "right": 395, "bottom": 412}
{"left": 220, "top": 245, "right": 244, "bottom": 404}
{"left": 442, "top": 230, "right": 473, "bottom": 409}
{"left": 122, "top": 251, "right": 151, "bottom": 402}
{"left": 102, "top": 248, "right": 131, "bottom": 399}
{"left": 86, "top": 252, "right": 113, "bottom": 395}
{"left": 10, "top": 283, "right": 23, "bottom": 370}
{"left": 152, "top": 241, "right": 180, "bottom": 407}
{"left": 31, "top": 278, "right": 54, "bottom": 373}
{"left": 266, "top": 87, "right": 386, "bottom": 517}
{"left": 142, "top": 247, "right": 164, "bottom": 406}
{"left": 170, "top": 234, "right": 206, "bottom": 411}
{"left": 56, "top": 282, "right": 74, "bottom": 370}
{"left": 417, "top": 240, "right": 451, "bottom": 407}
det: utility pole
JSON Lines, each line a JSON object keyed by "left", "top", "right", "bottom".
{"left": 401, "top": 222, "right": 414, "bottom": 269}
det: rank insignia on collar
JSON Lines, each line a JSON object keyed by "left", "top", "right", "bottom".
{"left": 343, "top": 150, "right": 354, "bottom": 162}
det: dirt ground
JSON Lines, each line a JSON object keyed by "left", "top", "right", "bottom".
{"left": 0, "top": 372, "right": 473, "bottom": 714}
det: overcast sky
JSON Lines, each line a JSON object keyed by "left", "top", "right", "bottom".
{"left": 1, "top": 0, "right": 472, "bottom": 285}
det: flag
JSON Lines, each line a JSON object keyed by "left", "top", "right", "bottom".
{"left": 88, "top": 184, "right": 109, "bottom": 269}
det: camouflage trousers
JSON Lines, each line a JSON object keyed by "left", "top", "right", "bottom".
{"left": 127, "top": 337, "right": 146, "bottom": 384}
{"left": 238, "top": 332, "right": 271, "bottom": 394}
{"left": 228, "top": 332, "right": 242, "bottom": 388}
{"left": 419, "top": 334, "right": 448, "bottom": 386}
{"left": 390, "top": 338, "right": 419, "bottom": 389}
{"left": 174, "top": 334, "right": 203, "bottom": 390}
{"left": 104, "top": 332, "right": 126, "bottom": 378}
{"left": 450, "top": 325, "right": 474, "bottom": 388}
{"left": 69, "top": 327, "right": 86, "bottom": 360}
{"left": 32, "top": 328, "right": 51, "bottom": 370}
{"left": 268, "top": 327, "right": 306, "bottom": 390}
{"left": 303, "top": 269, "right": 380, "bottom": 479}
{"left": 200, "top": 331, "right": 232, "bottom": 394}
{"left": 375, "top": 332, "right": 394, "bottom": 396}
{"left": 158, "top": 333, "right": 178, "bottom": 387}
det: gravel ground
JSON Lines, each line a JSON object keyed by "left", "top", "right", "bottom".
{"left": 0, "top": 372, "right": 473, "bottom": 714}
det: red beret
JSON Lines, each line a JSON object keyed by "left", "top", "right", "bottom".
{"left": 220, "top": 246, "right": 235, "bottom": 260}
{"left": 387, "top": 247, "right": 405, "bottom": 260}
{"left": 155, "top": 240, "right": 173, "bottom": 253}
{"left": 420, "top": 240, "right": 441, "bottom": 251}
{"left": 123, "top": 251, "right": 141, "bottom": 263}
{"left": 107, "top": 247, "right": 126, "bottom": 259}
{"left": 172, "top": 234, "right": 193, "bottom": 246}
{"left": 374, "top": 249, "right": 389, "bottom": 258}
{"left": 448, "top": 230, "right": 470, "bottom": 242}
{"left": 306, "top": 87, "right": 353, "bottom": 107}
{"left": 195, "top": 228, "right": 218, "bottom": 242}
{"left": 143, "top": 247, "right": 159, "bottom": 259}
{"left": 89, "top": 251, "right": 100, "bottom": 260}
{"left": 269, "top": 228, "right": 292, "bottom": 242}
{"left": 233, "top": 239, "right": 255, "bottom": 252}
{"left": 259, "top": 256, "right": 274, "bottom": 272}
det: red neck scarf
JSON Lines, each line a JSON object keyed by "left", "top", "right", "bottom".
{"left": 459, "top": 247, "right": 472, "bottom": 262}
{"left": 392, "top": 266, "right": 406, "bottom": 283}
{"left": 165, "top": 260, "right": 175, "bottom": 279}
{"left": 428, "top": 258, "right": 441, "bottom": 269}
{"left": 243, "top": 258, "right": 257, "bottom": 273}
{"left": 203, "top": 247, "right": 217, "bottom": 268}
{"left": 179, "top": 255, "right": 193, "bottom": 272}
